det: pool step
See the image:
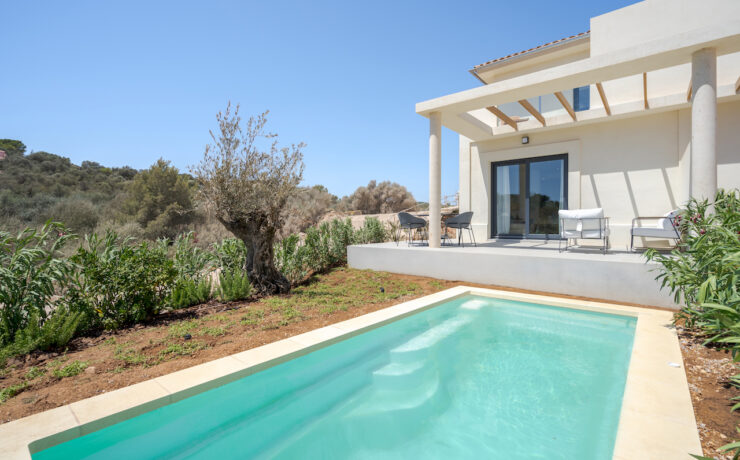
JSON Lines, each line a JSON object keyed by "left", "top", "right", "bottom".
{"left": 372, "top": 359, "right": 431, "bottom": 389}
{"left": 389, "top": 314, "right": 474, "bottom": 363}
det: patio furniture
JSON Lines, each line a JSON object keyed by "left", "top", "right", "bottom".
{"left": 443, "top": 211, "right": 476, "bottom": 247}
{"left": 630, "top": 210, "right": 681, "bottom": 251}
{"left": 558, "top": 208, "right": 610, "bottom": 254}
{"left": 398, "top": 212, "right": 427, "bottom": 246}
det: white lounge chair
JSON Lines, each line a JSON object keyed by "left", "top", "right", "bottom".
{"left": 630, "top": 210, "right": 681, "bottom": 251}
{"left": 558, "top": 208, "right": 610, "bottom": 254}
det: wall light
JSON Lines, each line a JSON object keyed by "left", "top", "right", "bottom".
{"left": 521, "top": 135, "right": 529, "bottom": 144}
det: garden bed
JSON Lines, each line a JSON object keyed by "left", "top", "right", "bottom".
{"left": 0, "top": 268, "right": 736, "bottom": 459}
{"left": 678, "top": 325, "right": 740, "bottom": 460}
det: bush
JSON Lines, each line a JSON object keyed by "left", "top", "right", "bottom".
{"left": 48, "top": 198, "right": 99, "bottom": 235}
{"left": 122, "top": 158, "right": 194, "bottom": 239}
{"left": 275, "top": 217, "right": 391, "bottom": 285}
{"left": 280, "top": 185, "right": 338, "bottom": 237}
{"left": 165, "top": 231, "right": 215, "bottom": 309}
{"left": 67, "top": 231, "right": 177, "bottom": 331}
{"left": 11, "top": 308, "right": 83, "bottom": 354}
{"left": 647, "top": 189, "right": 740, "bottom": 352}
{"left": 170, "top": 231, "right": 215, "bottom": 279}
{"left": 168, "top": 278, "right": 213, "bottom": 309}
{"left": 338, "top": 180, "right": 416, "bottom": 214}
{"left": 646, "top": 189, "right": 740, "bottom": 457}
{"left": 355, "top": 217, "right": 388, "bottom": 244}
{"left": 0, "top": 222, "right": 75, "bottom": 347}
{"left": 212, "top": 238, "right": 247, "bottom": 273}
{"left": 217, "top": 270, "right": 252, "bottom": 302}
{"left": 274, "top": 234, "right": 308, "bottom": 285}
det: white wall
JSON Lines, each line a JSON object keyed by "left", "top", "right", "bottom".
{"left": 460, "top": 100, "right": 740, "bottom": 250}
{"left": 590, "top": 0, "right": 740, "bottom": 56}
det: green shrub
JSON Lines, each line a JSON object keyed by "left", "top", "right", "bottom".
{"left": 647, "top": 189, "right": 740, "bottom": 352}
{"left": 328, "top": 219, "right": 355, "bottom": 264}
{"left": 275, "top": 217, "right": 391, "bottom": 286}
{"left": 646, "top": 189, "right": 740, "bottom": 458}
{"left": 0, "top": 222, "right": 75, "bottom": 347}
{"left": 168, "top": 277, "right": 213, "bottom": 309}
{"left": 212, "top": 238, "right": 247, "bottom": 273}
{"left": 216, "top": 270, "right": 252, "bottom": 302}
{"left": 303, "top": 224, "right": 331, "bottom": 272}
{"left": 67, "top": 231, "right": 177, "bottom": 331}
{"left": 274, "top": 234, "right": 308, "bottom": 285}
{"left": 9, "top": 308, "right": 83, "bottom": 355}
{"left": 165, "top": 231, "right": 215, "bottom": 308}
{"left": 355, "top": 217, "right": 388, "bottom": 244}
{"left": 171, "top": 231, "right": 215, "bottom": 279}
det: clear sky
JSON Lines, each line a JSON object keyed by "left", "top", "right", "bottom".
{"left": 1, "top": 0, "right": 638, "bottom": 201}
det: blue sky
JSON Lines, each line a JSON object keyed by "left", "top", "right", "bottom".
{"left": 1, "top": 0, "right": 637, "bottom": 201}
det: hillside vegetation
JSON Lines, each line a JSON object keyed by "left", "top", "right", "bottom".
{"left": 0, "top": 139, "right": 418, "bottom": 243}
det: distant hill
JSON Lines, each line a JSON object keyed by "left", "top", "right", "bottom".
{"left": 0, "top": 139, "right": 138, "bottom": 232}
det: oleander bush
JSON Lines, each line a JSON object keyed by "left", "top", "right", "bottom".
{"left": 66, "top": 231, "right": 177, "bottom": 331}
{"left": 274, "top": 234, "right": 308, "bottom": 285}
{"left": 647, "top": 189, "right": 740, "bottom": 458}
{"left": 0, "top": 215, "right": 392, "bottom": 362}
{"left": 0, "top": 222, "right": 76, "bottom": 347}
{"left": 212, "top": 238, "right": 248, "bottom": 273}
{"left": 167, "top": 232, "right": 215, "bottom": 308}
{"left": 354, "top": 217, "right": 388, "bottom": 244}
{"left": 647, "top": 189, "right": 740, "bottom": 352}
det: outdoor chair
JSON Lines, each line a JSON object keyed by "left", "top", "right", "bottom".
{"left": 398, "top": 212, "right": 427, "bottom": 246}
{"left": 558, "top": 208, "right": 610, "bottom": 254}
{"left": 630, "top": 210, "right": 681, "bottom": 251}
{"left": 443, "top": 211, "right": 476, "bottom": 247}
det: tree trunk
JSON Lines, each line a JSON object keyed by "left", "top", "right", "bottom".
{"left": 219, "top": 217, "right": 290, "bottom": 296}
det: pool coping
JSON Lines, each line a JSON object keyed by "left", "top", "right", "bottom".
{"left": 0, "top": 286, "right": 702, "bottom": 459}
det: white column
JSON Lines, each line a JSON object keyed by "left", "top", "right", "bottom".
{"left": 429, "top": 112, "right": 442, "bottom": 248}
{"left": 690, "top": 48, "right": 717, "bottom": 203}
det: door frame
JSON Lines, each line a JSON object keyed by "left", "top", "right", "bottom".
{"left": 490, "top": 153, "right": 568, "bottom": 239}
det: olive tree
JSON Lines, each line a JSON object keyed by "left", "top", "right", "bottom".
{"left": 192, "top": 103, "right": 304, "bottom": 295}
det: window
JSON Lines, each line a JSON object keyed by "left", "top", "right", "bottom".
{"left": 573, "top": 86, "right": 590, "bottom": 112}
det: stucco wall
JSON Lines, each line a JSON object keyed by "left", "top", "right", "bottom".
{"left": 590, "top": 0, "right": 740, "bottom": 57}
{"left": 460, "top": 100, "right": 740, "bottom": 250}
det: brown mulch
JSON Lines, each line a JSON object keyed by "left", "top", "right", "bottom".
{"left": 678, "top": 323, "right": 740, "bottom": 459}
{"left": 0, "top": 269, "right": 737, "bottom": 460}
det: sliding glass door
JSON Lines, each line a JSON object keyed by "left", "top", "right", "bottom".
{"left": 492, "top": 154, "right": 567, "bottom": 239}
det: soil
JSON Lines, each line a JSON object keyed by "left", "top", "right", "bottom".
{"left": 678, "top": 324, "right": 740, "bottom": 459}
{"left": 0, "top": 267, "right": 737, "bottom": 459}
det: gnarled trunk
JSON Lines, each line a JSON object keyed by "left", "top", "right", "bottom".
{"left": 219, "top": 217, "right": 290, "bottom": 296}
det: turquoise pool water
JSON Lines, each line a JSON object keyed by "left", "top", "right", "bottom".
{"left": 34, "top": 295, "right": 636, "bottom": 460}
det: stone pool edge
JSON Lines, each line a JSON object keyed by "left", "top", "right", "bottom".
{"left": 0, "top": 286, "right": 701, "bottom": 460}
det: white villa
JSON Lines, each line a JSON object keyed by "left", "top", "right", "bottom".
{"left": 349, "top": 0, "right": 740, "bottom": 308}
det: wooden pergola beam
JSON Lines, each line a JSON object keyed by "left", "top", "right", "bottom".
{"left": 554, "top": 91, "right": 576, "bottom": 121}
{"left": 486, "top": 106, "right": 518, "bottom": 131}
{"left": 643, "top": 72, "right": 649, "bottom": 109}
{"left": 517, "top": 99, "right": 545, "bottom": 126}
{"left": 687, "top": 78, "right": 692, "bottom": 101}
{"left": 595, "top": 82, "right": 611, "bottom": 116}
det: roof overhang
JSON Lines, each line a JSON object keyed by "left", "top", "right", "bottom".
{"left": 417, "top": 21, "right": 740, "bottom": 142}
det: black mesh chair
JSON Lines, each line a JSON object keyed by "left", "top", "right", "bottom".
{"left": 398, "top": 212, "right": 427, "bottom": 246}
{"left": 443, "top": 211, "right": 476, "bottom": 247}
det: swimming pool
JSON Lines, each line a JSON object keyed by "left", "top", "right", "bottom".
{"left": 32, "top": 294, "right": 636, "bottom": 459}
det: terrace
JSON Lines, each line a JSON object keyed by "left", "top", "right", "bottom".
{"left": 348, "top": 240, "right": 675, "bottom": 308}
